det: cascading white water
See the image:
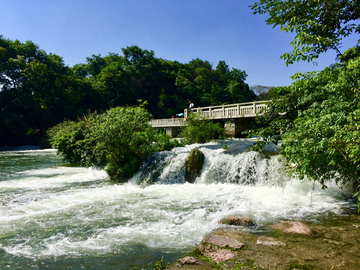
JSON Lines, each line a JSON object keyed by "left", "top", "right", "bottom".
{"left": 0, "top": 141, "right": 356, "bottom": 269}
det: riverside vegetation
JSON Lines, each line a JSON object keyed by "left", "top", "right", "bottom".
{"left": 47, "top": 105, "right": 224, "bottom": 182}
{"left": 248, "top": 0, "right": 360, "bottom": 210}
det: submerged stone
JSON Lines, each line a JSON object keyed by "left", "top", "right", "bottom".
{"left": 185, "top": 148, "right": 205, "bottom": 183}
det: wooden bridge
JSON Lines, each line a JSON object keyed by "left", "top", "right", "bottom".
{"left": 150, "top": 101, "right": 269, "bottom": 137}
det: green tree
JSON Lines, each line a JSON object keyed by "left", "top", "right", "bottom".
{"left": 250, "top": 52, "right": 360, "bottom": 208}
{"left": 250, "top": 0, "right": 360, "bottom": 210}
{"left": 254, "top": 60, "right": 359, "bottom": 180}
{"left": 0, "top": 36, "right": 100, "bottom": 146}
{"left": 85, "top": 54, "right": 107, "bottom": 77}
{"left": 94, "top": 61, "right": 133, "bottom": 107}
{"left": 180, "top": 113, "right": 225, "bottom": 144}
{"left": 48, "top": 106, "right": 182, "bottom": 182}
{"left": 251, "top": 0, "right": 360, "bottom": 65}
{"left": 175, "top": 59, "right": 255, "bottom": 107}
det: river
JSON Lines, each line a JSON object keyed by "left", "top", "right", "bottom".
{"left": 0, "top": 140, "right": 356, "bottom": 269}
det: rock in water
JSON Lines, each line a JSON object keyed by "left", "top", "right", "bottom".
{"left": 219, "top": 216, "right": 255, "bottom": 226}
{"left": 185, "top": 148, "right": 204, "bottom": 183}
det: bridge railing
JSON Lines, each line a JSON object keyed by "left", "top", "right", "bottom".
{"left": 186, "top": 101, "right": 270, "bottom": 119}
{"left": 149, "top": 101, "right": 270, "bottom": 128}
{"left": 149, "top": 118, "right": 184, "bottom": 127}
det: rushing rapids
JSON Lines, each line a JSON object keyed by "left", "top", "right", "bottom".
{"left": 0, "top": 140, "right": 356, "bottom": 269}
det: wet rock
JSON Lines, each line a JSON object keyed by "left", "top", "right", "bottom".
{"left": 270, "top": 221, "right": 316, "bottom": 235}
{"left": 197, "top": 243, "right": 236, "bottom": 263}
{"left": 210, "top": 227, "right": 258, "bottom": 246}
{"left": 219, "top": 216, "right": 254, "bottom": 227}
{"left": 196, "top": 235, "right": 245, "bottom": 263}
{"left": 172, "top": 215, "right": 360, "bottom": 270}
{"left": 202, "top": 235, "right": 245, "bottom": 249}
{"left": 256, "top": 236, "right": 286, "bottom": 247}
{"left": 185, "top": 148, "right": 205, "bottom": 183}
{"left": 178, "top": 256, "right": 200, "bottom": 265}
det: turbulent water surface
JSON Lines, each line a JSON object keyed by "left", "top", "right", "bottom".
{"left": 0, "top": 140, "right": 356, "bottom": 269}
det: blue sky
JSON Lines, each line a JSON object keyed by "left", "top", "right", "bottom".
{"left": 1, "top": 0, "right": 358, "bottom": 87}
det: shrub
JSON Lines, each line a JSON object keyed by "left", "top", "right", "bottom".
{"left": 48, "top": 106, "right": 182, "bottom": 182}
{"left": 180, "top": 113, "right": 225, "bottom": 144}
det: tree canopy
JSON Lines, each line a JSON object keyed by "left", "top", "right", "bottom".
{"left": 251, "top": 0, "right": 360, "bottom": 65}
{"left": 0, "top": 35, "right": 98, "bottom": 146}
{"left": 0, "top": 37, "right": 256, "bottom": 146}
{"left": 251, "top": 57, "right": 360, "bottom": 186}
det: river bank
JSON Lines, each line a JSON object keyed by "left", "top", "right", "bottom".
{"left": 171, "top": 211, "right": 360, "bottom": 270}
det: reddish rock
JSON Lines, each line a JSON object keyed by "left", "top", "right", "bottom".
{"left": 197, "top": 243, "right": 236, "bottom": 263}
{"left": 196, "top": 235, "right": 245, "bottom": 263}
{"left": 219, "top": 216, "right": 254, "bottom": 226}
{"left": 270, "top": 221, "right": 316, "bottom": 235}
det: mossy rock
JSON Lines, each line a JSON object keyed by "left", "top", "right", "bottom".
{"left": 185, "top": 148, "right": 205, "bottom": 183}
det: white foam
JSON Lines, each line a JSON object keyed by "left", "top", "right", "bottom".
{"left": 0, "top": 167, "right": 108, "bottom": 190}
{"left": 0, "top": 144, "right": 356, "bottom": 259}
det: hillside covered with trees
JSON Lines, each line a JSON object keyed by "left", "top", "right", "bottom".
{"left": 0, "top": 37, "right": 256, "bottom": 147}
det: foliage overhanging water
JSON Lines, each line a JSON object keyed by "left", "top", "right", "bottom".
{"left": 0, "top": 140, "right": 356, "bottom": 269}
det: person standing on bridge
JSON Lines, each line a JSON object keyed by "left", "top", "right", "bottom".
{"left": 189, "top": 100, "right": 194, "bottom": 110}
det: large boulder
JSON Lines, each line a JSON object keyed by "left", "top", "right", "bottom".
{"left": 185, "top": 148, "right": 205, "bottom": 183}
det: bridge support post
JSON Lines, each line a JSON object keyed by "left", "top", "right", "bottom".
{"left": 234, "top": 118, "right": 253, "bottom": 138}
{"left": 224, "top": 121, "right": 236, "bottom": 138}
{"left": 224, "top": 118, "right": 253, "bottom": 138}
{"left": 165, "top": 127, "right": 182, "bottom": 137}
